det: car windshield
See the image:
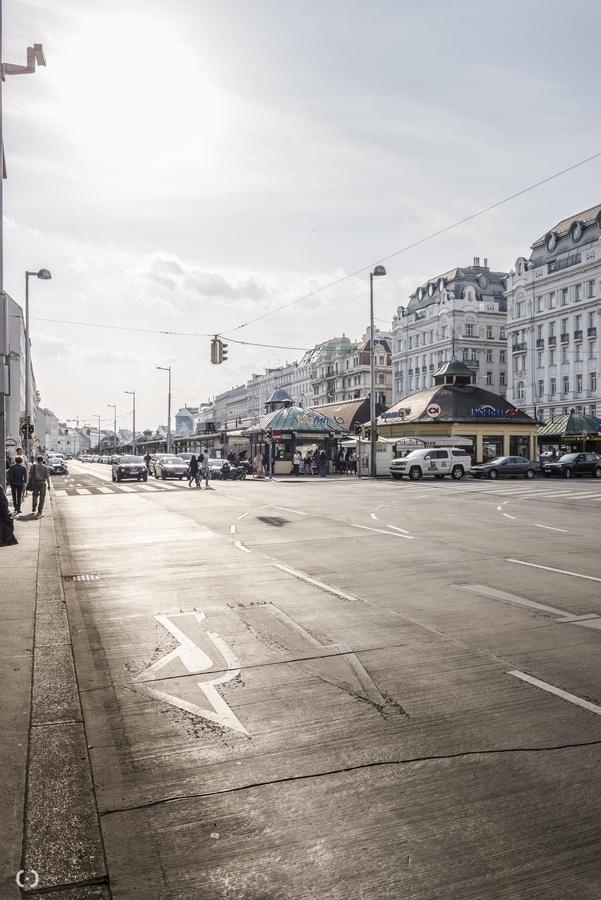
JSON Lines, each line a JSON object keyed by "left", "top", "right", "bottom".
{"left": 162, "top": 457, "right": 182, "bottom": 464}
{"left": 118, "top": 456, "right": 139, "bottom": 463}
{"left": 559, "top": 453, "right": 579, "bottom": 462}
{"left": 486, "top": 457, "right": 509, "bottom": 465}
{"left": 210, "top": 459, "right": 224, "bottom": 466}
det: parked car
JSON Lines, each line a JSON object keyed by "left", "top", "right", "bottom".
{"left": 154, "top": 456, "right": 188, "bottom": 480}
{"left": 111, "top": 455, "right": 148, "bottom": 482}
{"left": 542, "top": 452, "right": 601, "bottom": 479}
{"left": 389, "top": 447, "right": 471, "bottom": 481}
{"left": 208, "top": 458, "right": 247, "bottom": 480}
{"left": 471, "top": 456, "right": 538, "bottom": 480}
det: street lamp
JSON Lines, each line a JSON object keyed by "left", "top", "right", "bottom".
{"left": 107, "top": 404, "right": 117, "bottom": 454}
{"left": 369, "top": 265, "right": 386, "bottom": 478}
{"left": 124, "top": 390, "right": 136, "bottom": 454}
{"left": 156, "top": 366, "right": 172, "bottom": 453}
{"left": 24, "top": 268, "right": 51, "bottom": 459}
{"left": 93, "top": 414, "right": 101, "bottom": 453}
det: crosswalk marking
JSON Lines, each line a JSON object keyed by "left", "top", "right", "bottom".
{"left": 97, "top": 487, "right": 113, "bottom": 494}
{"left": 76, "top": 488, "right": 91, "bottom": 495}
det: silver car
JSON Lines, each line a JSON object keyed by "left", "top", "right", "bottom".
{"left": 154, "top": 455, "right": 188, "bottom": 480}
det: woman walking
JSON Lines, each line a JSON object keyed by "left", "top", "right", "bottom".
{"left": 188, "top": 454, "right": 199, "bottom": 487}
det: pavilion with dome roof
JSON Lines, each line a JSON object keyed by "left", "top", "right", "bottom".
{"left": 376, "top": 359, "right": 539, "bottom": 463}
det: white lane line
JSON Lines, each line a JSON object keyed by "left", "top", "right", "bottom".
{"left": 237, "top": 512, "right": 248, "bottom": 520}
{"left": 230, "top": 524, "right": 236, "bottom": 534}
{"left": 534, "top": 523, "right": 569, "bottom": 533}
{"left": 387, "top": 524, "right": 411, "bottom": 534}
{"left": 234, "top": 541, "right": 251, "bottom": 553}
{"left": 502, "top": 513, "right": 515, "bottom": 520}
{"left": 272, "top": 563, "right": 361, "bottom": 603}
{"left": 462, "top": 584, "right": 573, "bottom": 618}
{"left": 507, "top": 558, "right": 601, "bottom": 583}
{"left": 370, "top": 513, "right": 378, "bottom": 520}
{"left": 509, "top": 670, "right": 601, "bottom": 717}
{"left": 350, "top": 523, "right": 414, "bottom": 540}
{"left": 270, "top": 505, "right": 307, "bottom": 516}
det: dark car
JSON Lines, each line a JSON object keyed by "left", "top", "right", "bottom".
{"left": 111, "top": 455, "right": 148, "bottom": 482}
{"left": 542, "top": 452, "right": 601, "bottom": 479}
{"left": 47, "top": 458, "right": 69, "bottom": 475}
{"left": 471, "top": 456, "right": 538, "bottom": 480}
{"left": 208, "top": 458, "right": 246, "bottom": 480}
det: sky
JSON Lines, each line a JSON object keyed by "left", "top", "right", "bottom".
{"left": 4, "top": 0, "right": 601, "bottom": 432}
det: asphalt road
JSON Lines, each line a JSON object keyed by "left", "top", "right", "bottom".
{"left": 50, "top": 461, "right": 601, "bottom": 899}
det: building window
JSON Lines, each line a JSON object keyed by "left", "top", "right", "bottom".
{"left": 499, "top": 372, "right": 506, "bottom": 386}
{"left": 550, "top": 377, "right": 556, "bottom": 395}
{"left": 516, "top": 381, "right": 525, "bottom": 400}
{"left": 500, "top": 328, "right": 506, "bottom": 340}
{"left": 591, "top": 372, "right": 597, "bottom": 392}
{"left": 537, "top": 351, "right": 543, "bottom": 368}
{"left": 561, "top": 288, "right": 568, "bottom": 306}
{"left": 441, "top": 325, "right": 447, "bottom": 340}
{"left": 486, "top": 349, "right": 493, "bottom": 362}
{"left": 516, "top": 302, "right": 524, "bottom": 318}
{"left": 575, "top": 283, "right": 582, "bottom": 302}
{"left": 561, "top": 347, "right": 569, "bottom": 364}
{"left": 465, "top": 323, "right": 475, "bottom": 337}
{"left": 575, "top": 314, "right": 582, "bottom": 331}
{"left": 500, "top": 350, "right": 506, "bottom": 363}
{"left": 588, "top": 280, "right": 595, "bottom": 299}
{"left": 549, "top": 291, "right": 556, "bottom": 308}
{"left": 486, "top": 327, "right": 493, "bottom": 339}
{"left": 549, "top": 349, "right": 555, "bottom": 366}
{"left": 591, "top": 405, "right": 597, "bottom": 417}
{"left": 486, "top": 371, "right": 492, "bottom": 385}
{"left": 538, "top": 379, "right": 544, "bottom": 398}
{"left": 589, "top": 342, "right": 596, "bottom": 360}
{"left": 536, "top": 296, "right": 543, "bottom": 313}
{"left": 563, "top": 375, "right": 570, "bottom": 395}
{"left": 549, "top": 321, "right": 555, "bottom": 337}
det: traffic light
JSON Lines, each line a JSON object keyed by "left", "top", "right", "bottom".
{"left": 210, "top": 336, "right": 228, "bottom": 364}
{"left": 20, "top": 422, "right": 34, "bottom": 436}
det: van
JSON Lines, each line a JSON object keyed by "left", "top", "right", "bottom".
{"left": 389, "top": 447, "right": 471, "bottom": 481}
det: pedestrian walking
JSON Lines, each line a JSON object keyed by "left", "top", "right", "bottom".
{"left": 303, "top": 451, "right": 312, "bottom": 476}
{"left": 292, "top": 449, "right": 301, "bottom": 476}
{"left": 200, "top": 449, "right": 210, "bottom": 487}
{"left": 28, "top": 454, "right": 51, "bottom": 517}
{"left": 253, "top": 451, "right": 265, "bottom": 479}
{"left": 318, "top": 449, "right": 328, "bottom": 478}
{"left": 7, "top": 455, "right": 27, "bottom": 513}
{"left": 188, "top": 454, "right": 200, "bottom": 487}
{"left": 312, "top": 448, "right": 320, "bottom": 476}
{"left": 0, "top": 485, "right": 17, "bottom": 545}
{"left": 144, "top": 452, "right": 151, "bottom": 472}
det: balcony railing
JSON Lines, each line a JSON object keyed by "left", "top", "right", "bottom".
{"left": 574, "top": 330, "right": 583, "bottom": 341}
{"left": 548, "top": 336, "right": 556, "bottom": 346}
{"left": 467, "top": 359, "right": 480, "bottom": 368}
{"left": 512, "top": 342, "right": 527, "bottom": 352}
{"left": 536, "top": 339, "right": 544, "bottom": 348}
{"left": 560, "top": 333, "right": 569, "bottom": 343}
{"left": 548, "top": 252, "right": 581, "bottom": 274}
{"left": 588, "top": 327, "right": 597, "bottom": 338}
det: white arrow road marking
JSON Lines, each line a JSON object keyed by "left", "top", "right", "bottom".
{"left": 133, "top": 612, "right": 248, "bottom": 735}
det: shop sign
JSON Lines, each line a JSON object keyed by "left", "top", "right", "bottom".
{"left": 381, "top": 407, "right": 411, "bottom": 420}
{"left": 471, "top": 405, "right": 521, "bottom": 418}
{"left": 425, "top": 403, "right": 442, "bottom": 419}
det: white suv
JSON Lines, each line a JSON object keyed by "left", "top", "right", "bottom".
{"left": 389, "top": 447, "right": 471, "bottom": 481}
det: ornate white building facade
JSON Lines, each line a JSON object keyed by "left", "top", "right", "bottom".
{"left": 505, "top": 203, "right": 601, "bottom": 421}
{"left": 391, "top": 259, "right": 508, "bottom": 404}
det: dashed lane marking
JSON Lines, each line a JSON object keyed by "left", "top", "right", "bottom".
{"left": 350, "top": 523, "right": 414, "bottom": 540}
{"left": 234, "top": 541, "right": 252, "bottom": 553}
{"left": 370, "top": 513, "right": 378, "bottom": 520}
{"left": 507, "top": 558, "right": 601, "bottom": 583}
{"left": 272, "top": 563, "right": 361, "bottom": 604}
{"left": 387, "top": 524, "right": 411, "bottom": 534}
{"left": 502, "top": 513, "right": 515, "bottom": 520}
{"left": 269, "top": 505, "right": 307, "bottom": 516}
{"left": 534, "top": 523, "right": 569, "bottom": 533}
{"left": 237, "top": 513, "right": 248, "bottom": 520}
{"left": 509, "top": 670, "right": 601, "bottom": 717}
{"left": 230, "top": 525, "right": 236, "bottom": 534}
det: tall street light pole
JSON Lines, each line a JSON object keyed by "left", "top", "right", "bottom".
{"left": 124, "top": 390, "right": 136, "bottom": 454}
{"left": 0, "top": 16, "right": 46, "bottom": 488}
{"left": 93, "top": 414, "right": 101, "bottom": 453}
{"left": 369, "top": 265, "right": 387, "bottom": 478}
{"left": 107, "top": 404, "right": 116, "bottom": 454}
{"left": 24, "top": 268, "right": 51, "bottom": 459}
{"left": 156, "top": 366, "right": 172, "bottom": 453}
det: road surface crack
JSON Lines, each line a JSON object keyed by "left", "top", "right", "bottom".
{"left": 99, "top": 736, "right": 601, "bottom": 818}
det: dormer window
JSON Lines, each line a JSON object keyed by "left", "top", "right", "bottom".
{"left": 571, "top": 221, "right": 583, "bottom": 242}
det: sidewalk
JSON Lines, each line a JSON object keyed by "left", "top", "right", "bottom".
{"left": 0, "top": 499, "right": 109, "bottom": 897}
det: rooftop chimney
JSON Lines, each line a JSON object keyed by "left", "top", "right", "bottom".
{"left": 483, "top": 257, "right": 488, "bottom": 268}
{"left": 473, "top": 256, "right": 480, "bottom": 267}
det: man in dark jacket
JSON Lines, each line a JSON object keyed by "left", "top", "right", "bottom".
{"left": 0, "top": 485, "right": 17, "bottom": 545}
{"left": 7, "top": 455, "right": 27, "bottom": 513}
